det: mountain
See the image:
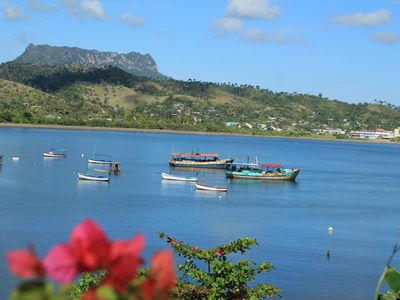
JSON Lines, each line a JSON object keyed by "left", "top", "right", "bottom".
{"left": 13, "top": 44, "right": 164, "bottom": 79}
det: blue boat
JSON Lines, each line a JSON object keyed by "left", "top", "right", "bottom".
{"left": 225, "top": 162, "right": 300, "bottom": 181}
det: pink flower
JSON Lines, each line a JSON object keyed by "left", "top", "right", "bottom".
{"left": 70, "top": 219, "right": 111, "bottom": 272}
{"left": 7, "top": 249, "right": 45, "bottom": 279}
{"left": 105, "top": 233, "right": 145, "bottom": 293}
{"left": 43, "top": 244, "right": 78, "bottom": 283}
{"left": 215, "top": 249, "right": 224, "bottom": 255}
{"left": 141, "top": 250, "right": 176, "bottom": 300}
{"left": 150, "top": 250, "right": 176, "bottom": 292}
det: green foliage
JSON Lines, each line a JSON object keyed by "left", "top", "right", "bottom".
{"left": 9, "top": 280, "right": 70, "bottom": 300}
{"left": 70, "top": 270, "right": 107, "bottom": 299}
{"left": 0, "top": 62, "right": 399, "bottom": 135}
{"left": 376, "top": 244, "right": 400, "bottom": 300}
{"left": 160, "top": 233, "right": 280, "bottom": 299}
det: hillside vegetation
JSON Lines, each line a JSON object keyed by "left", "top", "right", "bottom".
{"left": 0, "top": 62, "right": 399, "bottom": 135}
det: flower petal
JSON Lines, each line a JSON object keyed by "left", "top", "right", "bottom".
{"left": 7, "top": 249, "right": 45, "bottom": 279}
{"left": 70, "top": 219, "right": 111, "bottom": 272}
{"left": 151, "top": 250, "right": 176, "bottom": 292}
{"left": 43, "top": 244, "right": 78, "bottom": 283}
{"left": 105, "top": 233, "right": 145, "bottom": 293}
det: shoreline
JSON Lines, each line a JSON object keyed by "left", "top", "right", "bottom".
{"left": 0, "top": 123, "right": 398, "bottom": 145}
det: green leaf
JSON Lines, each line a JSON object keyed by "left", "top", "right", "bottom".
{"left": 385, "top": 267, "right": 400, "bottom": 293}
{"left": 97, "top": 286, "right": 118, "bottom": 300}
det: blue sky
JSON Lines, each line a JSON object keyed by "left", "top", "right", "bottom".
{"left": 0, "top": 0, "right": 399, "bottom": 105}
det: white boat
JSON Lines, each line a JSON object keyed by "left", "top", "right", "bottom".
{"left": 195, "top": 183, "right": 228, "bottom": 192}
{"left": 88, "top": 158, "right": 112, "bottom": 165}
{"left": 78, "top": 172, "right": 110, "bottom": 182}
{"left": 161, "top": 172, "right": 198, "bottom": 182}
{"left": 43, "top": 149, "right": 66, "bottom": 158}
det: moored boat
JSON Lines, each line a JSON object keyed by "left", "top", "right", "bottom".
{"left": 88, "top": 158, "right": 112, "bottom": 165}
{"left": 161, "top": 172, "right": 198, "bottom": 182}
{"left": 169, "top": 152, "right": 234, "bottom": 169}
{"left": 225, "top": 163, "right": 300, "bottom": 181}
{"left": 88, "top": 153, "right": 112, "bottom": 165}
{"left": 78, "top": 172, "right": 110, "bottom": 182}
{"left": 195, "top": 183, "right": 228, "bottom": 192}
{"left": 43, "top": 148, "right": 67, "bottom": 158}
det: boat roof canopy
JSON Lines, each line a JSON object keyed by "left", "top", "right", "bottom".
{"left": 227, "top": 162, "right": 260, "bottom": 167}
{"left": 262, "top": 163, "right": 283, "bottom": 168}
{"left": 172, "top": 153, "right": 219, "bottom": 157}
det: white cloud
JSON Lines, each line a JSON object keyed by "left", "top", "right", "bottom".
{"left": 226, "top": 0, "right": 282, "bottom": 20}
{"left": 63, "top": 0, "right": 106, "bottom": 20}
{"left": 243, "top": 28, "right": 270, "bottom": 43}
{"left": 333, "top": 9, "right": 391, "bottom": 26}
{"left": 371, "top": 32, "right": 400, "bottom": 44}
{"left": 81, "top": 0, "right": 105, "bottom": 20}
{"left": 242, "top": 28, "right": 308, "bottom": 45}
{"left": 17, "top": 32, "right": 28, "bottom": 43}
{"left": 28, "top": 0, "right": 59, "bottom": 12}
{"left": 4, "top": 6, "right": 24, "bottom": 22}
{"left": 120, "top": 13, "right": 144, "bottom": 27}
{"left": 212, "top": 17, "right": 243, "bottom": 36}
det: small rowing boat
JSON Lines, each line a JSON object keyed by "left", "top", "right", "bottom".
{"left": 43, "top": 148, "right": 67, "bottom": 158}
{"left": 78, "top": 172, "right": 110, "bottom": 182}
{"left": 195, "top": 183, "right": 228, "bottom": 192}
{"left": 88, "top": 158, "right": 112, "bottom": 165}
{"left": 161, "top": 172, "right": 198, "bottom": 182}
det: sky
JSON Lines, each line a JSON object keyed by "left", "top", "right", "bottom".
{"left": 0, "top": 0, "right": 399, "bottom": 105}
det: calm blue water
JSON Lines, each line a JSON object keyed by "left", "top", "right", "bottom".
{"left": 1, "top": 128, "right": 399, "bottom": 299}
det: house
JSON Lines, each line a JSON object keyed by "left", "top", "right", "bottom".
{"left": 225, "top": 122, "right": 241, "bottom": 127}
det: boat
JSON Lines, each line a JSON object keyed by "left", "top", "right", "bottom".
{"left": 225, "top": 162, "right": 300, "bottom": 181}
{"left": 169, "top": 152, "right": 234, "bottom": 169}
{"left": 195, "top": 183, "right": 228, "bottom": 192}
{"left": 43, "top": 148, "right": 67, "bottom": 158}
{"left": 161, "top": 172, "right": 198, "bottom": 182}
{"left": 88, "top": 154, "right": 112, "bottom": 165}
{"left": 78, "top": 172, "right": 110, "bottom": 182}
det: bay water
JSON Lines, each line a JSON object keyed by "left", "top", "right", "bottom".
{"left": 0, "top": 128, "right": 399, "bottom": 299}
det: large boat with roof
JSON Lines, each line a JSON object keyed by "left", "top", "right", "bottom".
{"left": 225, "top": 162, "right": 300, "bottom": 181}
{"left": 169, "top": 152, "right": 234, "bottom": 169}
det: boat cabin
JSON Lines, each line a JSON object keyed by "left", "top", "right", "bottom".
{"left": 262, "top": 163, "right": 283, "bottom": 173}
{"left": 171, "top": 153, "right": 220, "bottom": 162}
{"left": 226, "top": 163, "right": 262, "bottom": 172}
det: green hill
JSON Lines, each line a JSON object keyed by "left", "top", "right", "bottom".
{"left": 0, "top": 62, "right": 399, "bottom": 135}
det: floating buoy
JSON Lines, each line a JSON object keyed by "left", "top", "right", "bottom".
{"left": 218, "top": 196, "right": 222, "bottom": 200}
{"left": 328, "top": 226, "right": 333, "bottom": 234}
{"left": 81, "top": 153, "right": 84, "bottom": 157}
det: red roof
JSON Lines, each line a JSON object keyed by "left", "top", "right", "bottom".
{"left": 262, "top": 163, "right": 282, "bottom": 168}
{"left": 172, "top": 153, "right": 219, "bottom": 157}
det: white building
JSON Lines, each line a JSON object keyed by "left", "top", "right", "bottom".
{"left": 350, "top": 130, "right": 394, "bottom": 140}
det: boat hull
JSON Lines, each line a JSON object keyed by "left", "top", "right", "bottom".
{"left": 226, "top": 169, "right": 300, "bottom": 181}
{"left": 43, "top": 152, "right": 66, "bottom": 158}
{"left": 195, "top": 183, "right": 228, "bottom": 192}
{"left": 78, "top": 173, "right": 110, "bottom": 182}
{"left": 169, "top": 159, "right": 234, "bottom": 169}
{"left": 161, "top": 173, "right": 197, "bottom": 182}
